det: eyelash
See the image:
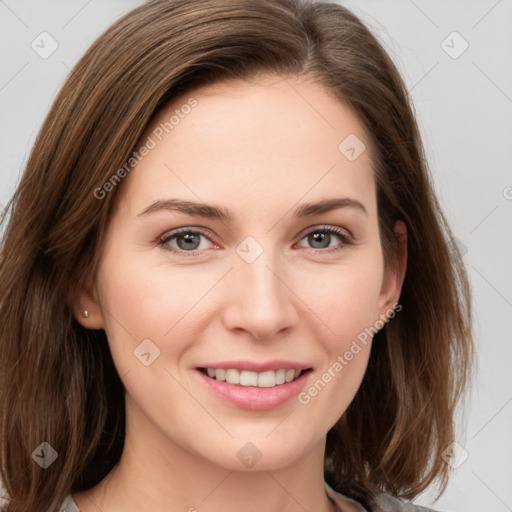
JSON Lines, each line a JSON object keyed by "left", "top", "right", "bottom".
{"left": 158, "top": 226, "right": 352, "bottom": 257}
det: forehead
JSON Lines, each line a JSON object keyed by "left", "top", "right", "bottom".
{"left": 118, "top": 74, "right": 376, "bottom": 217}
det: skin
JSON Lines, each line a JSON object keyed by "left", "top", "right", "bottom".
{"left": 73, "top": 74, "right": 407, "bottom": 512}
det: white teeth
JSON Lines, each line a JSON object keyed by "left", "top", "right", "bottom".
{"left": 225, "top": 369, "right": 240, "bottom": 384}
{"left": 258, "top": 371, "right": 275, "bottom": 388}
{"left": 204, "top": 368, "right": 305, "bottom": 388}
{"left": 239, "top": 370, "right": 258, "bottom": 386}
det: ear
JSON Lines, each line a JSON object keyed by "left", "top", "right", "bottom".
{"left": 377, "top": 220, "right": 407, "bottom": 317}
{"left": 71, "top": 276, "right": 105, "bottom": 330}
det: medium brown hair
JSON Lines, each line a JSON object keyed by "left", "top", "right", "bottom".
{"left": 0, "top": 0, "right": 473, "bottom": 510}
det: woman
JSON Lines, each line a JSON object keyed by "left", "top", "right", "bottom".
{"left": 0, "top": 0, "right": 473, "bottom": 511}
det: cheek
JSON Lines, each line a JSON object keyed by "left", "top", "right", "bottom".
{"left": 295, "top": 256, "right": 384, "bottom": 347}
{"left": 291, "top": 255, "right": 383, "bottom": 413}
{"left": 96, "top": 249, "right": 220, "bottom": 367}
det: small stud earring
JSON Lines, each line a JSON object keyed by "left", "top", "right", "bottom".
{"left": 82, "top": 310, "right": 89, "bottom": 319}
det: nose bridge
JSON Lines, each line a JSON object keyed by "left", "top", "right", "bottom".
{"left": 223, "top": 239, "right": 297, "bottom": 338}
{"left": 237, "top": 242, "right": 286, "bottom": 308}
{"left": 240, "top": 252, "right": 282, "bottom": 303}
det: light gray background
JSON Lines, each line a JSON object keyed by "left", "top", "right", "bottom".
{"left": 1, "top": 1, "right": 511, "bottom": 511}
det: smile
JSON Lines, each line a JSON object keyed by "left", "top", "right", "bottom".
{"left": 196, "top": 365, "right": 313, "bottom": 410}
{"left": 200, "top": 368, "right": 306, "bottom": 388}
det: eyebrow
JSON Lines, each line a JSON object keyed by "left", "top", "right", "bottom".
{"left": 137, "top": 197, "right": 367, "bottom": 220}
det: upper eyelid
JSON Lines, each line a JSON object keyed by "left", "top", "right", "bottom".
{"left": 159, "top": 227, "right": 216, "bottom": 247}
{"left": 160, "top": 226, "right": 213, "bottom": 242}
{"left": 160, "top": 225, "right": 351, "bottom": 249}
{"left": 298, "top": 224, "right": 351, "bottom": 238}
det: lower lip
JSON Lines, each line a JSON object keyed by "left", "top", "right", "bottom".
{"left": 196, "top": 369, "right": 311, "bottom": 410}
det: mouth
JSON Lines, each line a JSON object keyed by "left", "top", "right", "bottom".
{"left": 198, "top": 367, "right": 312, "bottom": 388}
{"left": 195, "top": 360, "right": 314, "bottom": 410}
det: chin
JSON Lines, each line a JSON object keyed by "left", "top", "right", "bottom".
{"left": 199, "top": 433, "right": 318, "bottom": 472}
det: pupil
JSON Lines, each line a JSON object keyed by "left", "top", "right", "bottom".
{"left": 178, "top": 233, "right": 200, "bottom": 250}
{"left": 309, "top": 232, "right": 330, "bottom": 249}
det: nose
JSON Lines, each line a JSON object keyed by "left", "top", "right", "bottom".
{"left": 221, "top": 249, "right": 299, "bottom": 341}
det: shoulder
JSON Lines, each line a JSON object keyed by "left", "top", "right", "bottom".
{"left": 371, "top": 493, "right": 440, "bottom": 512}
{"left": 0, "top": 473, "right": 8, "bottom": 510}
{"left": 325, "top": 481, "right": 368, "bottom": 511}
{"left": 372, "top": 493, "right": 435, "bottom": 512}
{"left": 0, "top": 472, "right": 80, "bottom": 512}
{"left": 325, "top": 481, "right": 440, "bottom": 512}
{"left": 60, "top": 494, "right": 81, "bottom": 512}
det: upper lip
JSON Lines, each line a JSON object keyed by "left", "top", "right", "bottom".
{"left": 197, "top": 360, "right": 312, "bottom": 372}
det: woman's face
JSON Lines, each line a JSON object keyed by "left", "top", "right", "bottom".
{"left": 82, "top": 74, "right": 405, "bottom": 471}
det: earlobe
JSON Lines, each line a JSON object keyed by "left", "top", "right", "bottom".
{"left": 72, "top": 278, "right": 105, "bottom": 329}
{"left": 378, "top": 220, "right": 408, "bottom": 315}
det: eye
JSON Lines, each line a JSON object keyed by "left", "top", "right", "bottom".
{"left": 297, "top": 226, "right": 352, "bottom": 253}
{"left": 159, "top": 228, "right": 217, "bottom": 255}
{"left": 158, "top": 225, "right": 352, "bottom": 256}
